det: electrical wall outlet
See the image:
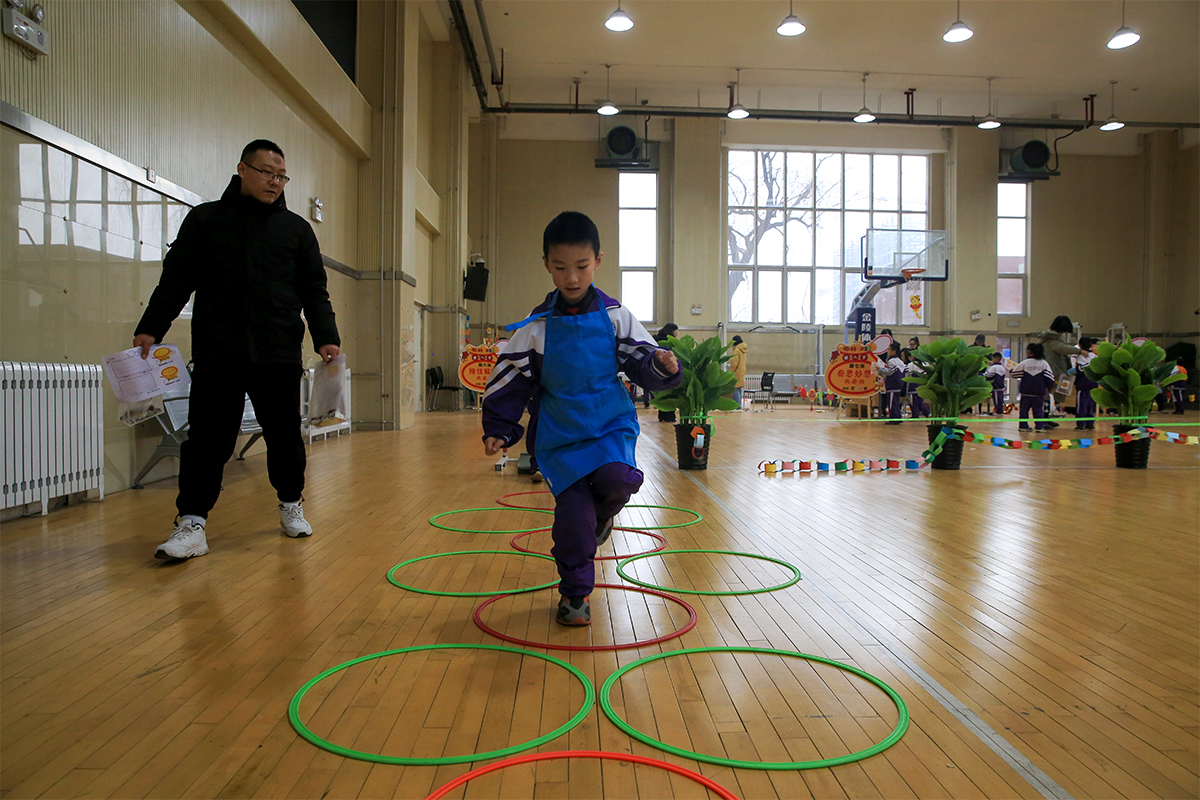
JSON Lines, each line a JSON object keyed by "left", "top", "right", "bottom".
{"left": 146, "top": 167, "right": 156, "bottom": 183}
{"left": 690, "top": 304, "right": 702, "bottom": 315}
{"left": 970, "top": 310, "right": 982, "bottom": 321}
{"left": 310, "top": 198, "right": 323, "bottom": 223}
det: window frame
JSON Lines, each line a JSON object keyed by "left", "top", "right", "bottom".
{"left": 996, "top": 182, "right": 1030, "bottom": 317}
{"left": 725, "top": 149, "right": 930, "bottom": 327}
{"left": 617, "top": 171, "right": 658, "bottom": 324}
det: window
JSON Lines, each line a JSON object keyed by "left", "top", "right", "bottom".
{"left": 996, "top": 183, "right": 1028, "bottom": 315}
{"left": 618, "top": 172, "right": 657, "bottom": 322}
{"left": 727, "top": 150, "right": 928, "bottom": 326}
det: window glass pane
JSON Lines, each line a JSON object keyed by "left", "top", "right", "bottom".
{"left": 843, "top": 211, "right": 870, "bottom": 272}
{"left": 619, "top": 172, "right": 657, "bottom": 208}
{"left": 814, "top": 153, "right": 842, "bottom": 209}
{"left": 786, "top": 152, "right": 813, "bottom": 207}
{"left": 757, "top": 209, "right": 785, "bottom": 265}
{"left": 844, "top": 154, "right": 870, "bottom": 210}
{"left": 844, "top": 271, "right": 868, "bottom": 318}
{"left": 815, "top": 211, "right": 842, "bottom": 267}
{"left": 785, "top": 210, "right": 813, "bottom": 267}
{"left": 873, "top": 154, "right": 899, "bottom": 210}
{"left": 758, "top": 270, "right": 783, "bottom": 323}
{"left": 872, "top": 212, "right": 898, "bottom": 230}
{"left": 901, "top": 155, "right": 928, "bottom": 211}
{"left": 997, "top": 277, "right": 1024, "bottom": 315}
{"left": 729, "top": 270, "right": 753, "bottom": 322}
{"left": 757, "top": 151, "right": 785, "bottom": 207}
{"left": 875, "top": 284, "right": 897, "bottom": 326}
{"left": 728, "top": 209, "right": 756, "bottom": 265}
{"left": 137, "top": 199, "right": 163, "bottom": 249}
{"left": 728, "top": 150, "right": 755, "bottom": 207}
{"left": 997, "top": 183, "right": 1027, "bottom": 217}
{"left": 107, "top": 174, "right": 134, "bottom": 239}
{"left": 786, "top": 271, "right": 811, "bottom": 323}
{"left": 815, "top": 269, "right": 841, "bottom": 324}
{"left": 901, "top": 213, "right": 927, "bottom": 230}
{"left": 997, "top": 217, "right": 1026, "bottom": 261}
{"left": 619, "top": 209, "right": 657, "bottom": 267}
{"left": 19, "top": 143, "right": 44, "bottom": 201}
{"left": 901, "top": 282, "right": 927, "bottom": 325}
{"left": 621, "top": 271, "right": 655, "bottom": 321}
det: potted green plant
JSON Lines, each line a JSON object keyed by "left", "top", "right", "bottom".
{"left": 650, "top": 334, "right": 740, "bottom": 469}
{"left": 904, "top": 337, "right": 994, "bottom": 469}
{"left": 1082, "top": 338, "right": 1183, "bottom": 469}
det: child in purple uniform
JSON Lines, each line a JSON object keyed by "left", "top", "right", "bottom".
{"left": 1013, "top": 343, "right": 1055, "bottom": 432}
{"left": 1070, "top": 337, "right": 1098, "bottom": 430}
{"left": 983, "top": 353, "right": 1008, "bottom": 416}
{"left": 482, "top": 212, "right": 681, "bottom": 627}
{"left": 881, "top": 343, "right": 905, "bottom": 424}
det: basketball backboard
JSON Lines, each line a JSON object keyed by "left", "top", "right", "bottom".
{"left": 862, "top": 229, "right": 948, "bottom": 283}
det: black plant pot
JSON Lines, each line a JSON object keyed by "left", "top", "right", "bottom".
{"left": 674, "top": 423, "right": 711, "bottom": 470}
{"left": 658, "top": 409, "right": 677, "bottom": 423}
{"left": 927, "top": 423, "right": 966, "bottom": 470}
{"left": 1113, "top": 423, "right": 1151, "bottom": 469}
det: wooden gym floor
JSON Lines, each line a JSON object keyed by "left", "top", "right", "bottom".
{"left": 2, "top": 406, "right": 1197, "bottom": 800}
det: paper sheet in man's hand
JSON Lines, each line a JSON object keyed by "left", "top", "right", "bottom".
{"left": 103, "top": 344, "right": 191, "bottom": 403}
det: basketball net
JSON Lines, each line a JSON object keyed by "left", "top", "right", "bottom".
{"left": 903, "top": 268, "right": 925, "bottom": 321}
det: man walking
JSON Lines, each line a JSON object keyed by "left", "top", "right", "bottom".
{"left": 133, "top": 139, "right": 340, "bottom": 560}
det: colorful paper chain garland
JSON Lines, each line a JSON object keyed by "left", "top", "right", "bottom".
{"left": 758, "top": 426, "right": 1196, "bottom": 474}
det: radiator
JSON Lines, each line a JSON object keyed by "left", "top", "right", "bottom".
{"left": 1, "top": 362, "right": 105, "bottom": 515}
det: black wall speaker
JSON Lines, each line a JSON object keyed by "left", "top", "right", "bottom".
{"left": 606, "top": 125, "right": 640, "bottom": 159}
{"left": 464, "top": 263, "right": 489, "bottom": 302}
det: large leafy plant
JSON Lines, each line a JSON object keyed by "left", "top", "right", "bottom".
{"left": 650, "top": 334, "right": 740, "bottom": 422}
{"left": 905, "top": 337, "right": 993, "bottom": 420}
{"left": 1083, "top": 339, "right": 1182, "bottom": 421}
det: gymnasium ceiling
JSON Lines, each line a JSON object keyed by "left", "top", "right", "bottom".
{"left": 445, "top": 1, "right": 1199, "bottom": 136}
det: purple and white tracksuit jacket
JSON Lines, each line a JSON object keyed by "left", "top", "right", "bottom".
{"left": 1013, "top": 357, "right": 1055, "bottom": 430}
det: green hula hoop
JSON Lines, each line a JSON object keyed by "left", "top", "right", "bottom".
{"left": 616, "top": 504, "right": 703, "bottom": 530}
{"left": 616, "top": 549, "right": 801, "bottom": 596}
{"left": 599, "top": 646, "right": 909, "bottom": 770}
{"left": 290, "top": 643, "right": 595, "bottom": 765}
{"left": 388, "top": 550, "right": 558, "bottom": 596}
{"left": 428, "top": 507, "right": 555, "bottom": 533}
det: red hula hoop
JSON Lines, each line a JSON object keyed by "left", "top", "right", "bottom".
{"left": 425, "top": 749, "right": 740, "bottom": 800}
{"left": 473, "top": 583, "right": 698, "bottom": 652}
{"left": 496, "top": 490, "right": 554, "bottom": 510}
{"left": 509, "top": 527, "right": 668, "bottom": 561}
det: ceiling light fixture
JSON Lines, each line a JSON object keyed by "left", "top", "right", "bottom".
{"left": 777, "top": 0, "right": 806, "bottom": 36}
{"left": 597, "top": 64, "right": 619, "bottom": 115}
{"left": 978, "top": 77, "right": 1001, "bottom": 129}
{"left": 942, "top": 0, "right": 973, "bottom": 42}
{"left": 853, "top": 73, "right": 876, "bottom": 123}
{"left": 1106, "top": 0, "right": 1139, "bottom": 49}
{"left": 728, "top": 68, "right": 750, "bottom": 119}
{"left": 605, "top": 1, "right": 633, "bottom": 32}
{"left": 1100, "top": 80, "right": 1125, "bottom": 130}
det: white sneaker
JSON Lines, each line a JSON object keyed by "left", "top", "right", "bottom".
{"left": 279, "top": 502, "right": 313, "bottom": 538}
{"left": 155, "top": 520, "right": 209, "bottom": 560}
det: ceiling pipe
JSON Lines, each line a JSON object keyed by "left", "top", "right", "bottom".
{"left": 448, "top": 0, "right": 489, "bottom": 109}
{"left": 482, "top": 102, "right": 1198, "bottom": 130}
{"left": 472, "top": 0, "right": 507, "bottom": 107}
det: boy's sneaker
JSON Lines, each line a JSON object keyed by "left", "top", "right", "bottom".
{"left": 596, "top": 517, "right": 614, "bottom": 547}
{"left": 530, "top": 469, "right": 544, "bottom": 483}
{"left": 279, "top": 502, "right": 313, "bottom": 538}
{"left": 556, "top": 595, "right": 591, "bottom": 626}
{"left": 155, "top": 520, "right": 209, "bottom": 560}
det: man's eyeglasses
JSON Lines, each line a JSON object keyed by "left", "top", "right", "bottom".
{"left": 241, "top": 162, "right": 290, "bottom": 184}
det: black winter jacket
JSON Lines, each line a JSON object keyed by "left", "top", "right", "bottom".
{"left": 135, "top": 176, "right": 340, "bottom": 364}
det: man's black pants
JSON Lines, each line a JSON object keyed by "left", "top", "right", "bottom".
{"left": 177, "top": 363, "right": 305, "bottom": 519}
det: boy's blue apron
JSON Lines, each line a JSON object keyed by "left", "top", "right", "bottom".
{"left": 508, "top": 294, "right": 638, "bottom": 495}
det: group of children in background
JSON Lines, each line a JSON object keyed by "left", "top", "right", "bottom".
{"left": 878, "top": 334, "right": 1189, "bottom": 432}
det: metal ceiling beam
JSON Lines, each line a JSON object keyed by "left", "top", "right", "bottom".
{"left": 480, "top": 102, "right": 1198, "bottom": 130}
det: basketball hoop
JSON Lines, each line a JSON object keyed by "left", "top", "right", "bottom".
{"left": 902, "top": 268, "right": 926, "bottom": 292}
